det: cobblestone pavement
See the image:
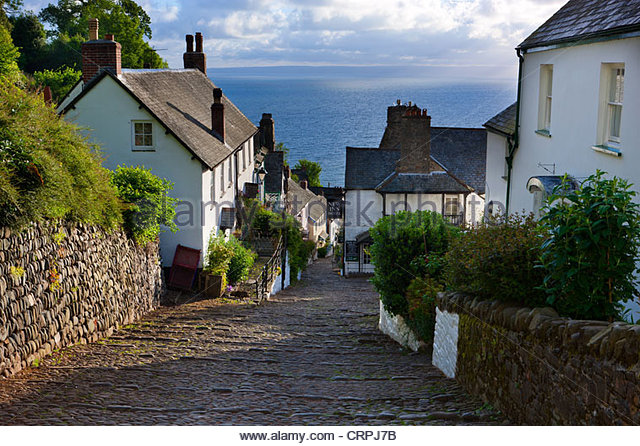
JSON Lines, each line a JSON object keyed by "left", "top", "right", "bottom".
{"left": 0, "top": 258, "right": 509, "bottom": 425}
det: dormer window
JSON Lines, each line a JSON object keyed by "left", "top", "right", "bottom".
{"left": 132, "top": 121, "right": 154, "bottom": 150}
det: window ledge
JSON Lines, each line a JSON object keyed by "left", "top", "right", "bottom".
{"left": 591, "top": 145, "right": 622, "bottom": 157}
{"left": 535, "top": 129, "right": 552, "bottom": 138}
{"left": 132, "top": 148, "right": 155, "bottom": 152}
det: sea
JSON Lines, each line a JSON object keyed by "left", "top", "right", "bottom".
{"left": 209, "top": 67, "right": 517, "bottom": 187}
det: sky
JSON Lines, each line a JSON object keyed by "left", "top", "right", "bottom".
{"left": 23, "top": 0, "right": 568, "bottom": 79}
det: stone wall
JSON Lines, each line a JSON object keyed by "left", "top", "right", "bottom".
{"left": 0, "top": 221, "right": 163, "bottom": 377}
{"left": 435, "top": 292, "right": 640, "bottom": 425}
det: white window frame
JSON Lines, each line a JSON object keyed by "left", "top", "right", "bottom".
{"left": 220, "top": 162, "right": 225, "bottom": 193}
{"left": 596, "top": 63, "right": 625, "bottom": 151}
{"left": 537, "top": 65, "right": 553, "bottom": 134}
{"left": 131, "top": 121, "right": 154, "bottom": 151}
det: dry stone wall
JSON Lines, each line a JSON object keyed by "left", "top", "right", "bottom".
{"left": 436, "top": 292, "right": 640, "bottom": 425}
{"left": 0, "top": 221, "right": 163, "bottom": 377}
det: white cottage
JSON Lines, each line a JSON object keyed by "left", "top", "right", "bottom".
{"left": 487, "top": 0, "right": 640, "bottom": 216}
{"left": 343, "top": 102, "right": 487, "bottom": 276}
{"left": 286, "top": 179, "right": 328, "bottom": 244}
{"left": 59, "top": 21, "right": 270, "bottom": 266}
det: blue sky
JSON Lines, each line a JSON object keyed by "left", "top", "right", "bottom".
{"left": 23, "top": 0, "right": 567, "bottom": 79}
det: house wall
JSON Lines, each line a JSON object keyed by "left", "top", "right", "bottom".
{"left": 510, "top": 36, "right": 640, "bottom": 214}
{"left": 510, "top": 36, "right": 640, "bottom": 320}
{"left": 63, "top": 76, "right": 204, "bottom": 266}
{"left": 485, "top": 131, "right": 509, "bottom": 214}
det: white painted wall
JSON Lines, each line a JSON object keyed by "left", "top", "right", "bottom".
{"left": 510, "top": 36, "right": 640, "bottom": 214}
{"left": 485, "top": 131, "right": 509, "bottom": 215}
{"left": 432, "top": 306, "right": 460, "bottom": 379}
{"left": 63, "top": 76, "right": 204, "bottom": 266}
{"left": 378, "top": 300, "right": 425, "bottom": 352}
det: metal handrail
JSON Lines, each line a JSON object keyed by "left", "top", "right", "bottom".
{"left": 254, "top": 235, "right": 284, "bottom": 303}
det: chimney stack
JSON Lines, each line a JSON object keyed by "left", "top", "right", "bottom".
{"left": 396, "top": 105, "right": 432, "bottom": 174}
{"left": 259, "top": 113, "right": 275, "bottom": 152}
{"left": 81, "top": 18, "right": 121, "bottom": 84}
{"left": 183, "top": 32, "right": 207, "bottom": 73}
{"left": 211, "top": 88, "right": 225, "bottom": 142}
{"left": 300, "top": 180, "right": 308, "bottom": 190}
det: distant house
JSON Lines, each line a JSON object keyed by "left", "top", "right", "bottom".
{"left": 286, "top": 178, "right": 328, "bottom": 245}
{"left": 343, "top": 101, "right": 486, "bottom": 276}
{"left": 58, "top": 20, "right": 276, "bottom": 266}
{"left": 490, "top": 0, "right": 640, "bottom": 216}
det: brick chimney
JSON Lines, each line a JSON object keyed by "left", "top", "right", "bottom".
{"left": 300, "top": 180, "right": 308, "bottom": 190}
{"left": 396, "top": 105, "right": 432, "bottom": 174}
{"left": 211, "top": 88, "right": 225, "bottom": 142}
{"left": 81, "top": 18, "right": 122, "bottom": 84}
{"left": 183, "top": 32, "right": 207, "bottom": 73}
{"left": 259, "top": 113, "right": 275, "bottom": 152}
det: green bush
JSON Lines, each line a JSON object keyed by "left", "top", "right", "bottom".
{"left": 227, "top": 236, "right": 257, "bottom": 285}
{"left": 110, "top": 165, "right": 177, "bottom": 245}
{"left": 444, "top": 213, "right": 546, "bottom": 307}
{"left": 0, "top": 75, "right": 122, "bottom": 229}
{"left": 204, "top": 235, "right": 234, "bottom": 277}
{"left": 405, "top": 276, "right": 442, "bottom": 342}
{"left": 370, "top": 210, "right": 455, "bottom": 317}
{"left": 32, "top": 67, "right": 81, "bottom": 102}
{"left": 539, "top": 172, "right": 640, "bottom": 320}
{"left": 285, "top": 215, "right": 315, "bottom": 282}
{"left": 317, "top": 245, "right": 328, "bottom": 258}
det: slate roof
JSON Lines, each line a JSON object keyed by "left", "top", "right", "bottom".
{"left": 519, "top": 0, "right": 640, "bottom": 50}
{"left": 345, "top": 127, "right": 487, "bottom": 194}
{"left": 377, "top": 172, "right": 469, "bottom": 194}
{"left": 287, "top": 178, "right": 326, "bottom": 222}
{"left": 62, "top": 69, "right": 257, "bottom": 169}
{"left": 484, "top": 103, "right": 517, "bottom": 137}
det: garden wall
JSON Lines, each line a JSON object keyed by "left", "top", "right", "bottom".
{"left": 0, "top": 221, "right": 163, "bottom": 377}
{"left": 434, "top": 292, "right": 640, "bottom": 425}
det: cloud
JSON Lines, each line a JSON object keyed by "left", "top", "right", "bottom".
{"left": 21, "top": 0, "right": 568, "bottom": 77}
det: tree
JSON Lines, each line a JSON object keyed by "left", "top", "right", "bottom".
{"left": 0, "top": 0, "right": 22, "bottom": 29}
{"left": 293, "top": 159, "right": 322, "bottom": 187}
{"left": 39, "top": 0, "right": 166, "bottom": 70}
{"left": 10, "top": 12, "right": 46, "bottom": 73}
{"left": 0, "top": 23, "right": 19, "bottom": 79}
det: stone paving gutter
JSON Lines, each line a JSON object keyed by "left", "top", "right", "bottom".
{"left": 0, "top": 258, "right": 509, "bottom": 426}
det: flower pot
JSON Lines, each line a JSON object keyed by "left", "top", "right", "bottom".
{"left": 204, "top": 273, "right": 224, "bottom": 298}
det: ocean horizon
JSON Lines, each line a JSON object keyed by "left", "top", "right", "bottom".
{"left": 209, "top": 67, "right": 517, "bottom": 186}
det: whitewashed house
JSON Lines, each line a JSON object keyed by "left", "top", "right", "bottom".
{"left": 59, "top": 21, "right": 270, "bottom": 266}
{"left": 286, "top": 178, "right": 328, "bottom": 244}
{"left": 489, "top": 0, "right": 640, "bottom": 216}
{"left": 343, "top": 101, "right": 486, "bottom": 276}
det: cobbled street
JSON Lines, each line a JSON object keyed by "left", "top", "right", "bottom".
{"left": 0, "top": 258, "right": 508, "bottom": 425}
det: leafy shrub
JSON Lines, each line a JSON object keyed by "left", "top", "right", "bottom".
{"left": 110, "top": 165, "right": 177, "bottom": 245}
{"left": 405, "top": 276, "right": 443, "bottom": 342}
{"left": 369, "top": 210, "right": 455, "bottom": 317}
{"left": 317, "top": 245, "right": 328, "bottom": 258}
{"left": 32, "top": 67, "right": 81, "bottom": 102}
{"left": 204, "top": 235, "right": 234, "bottom": 277}
{"left": 293, "top": 159, "right": 322, "bottom": 187}
{"left": 0, "top": 25, "right": 20, "bottom": 79}
{"left": 539, "top": 172, "right": 640, "bottom": 320}
{"left": 0, "top": 75, "right": 122, "bottom": 229}
{"left": 227, "top": 236, "right": 257, "bottom": 285}
{"left": 444, "top": 214, "right": 546, "bottom": 307}
{"left": 285, "top": 215, "right": 315, "bottom": 282}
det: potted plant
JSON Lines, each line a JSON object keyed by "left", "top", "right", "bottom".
{"left": 203, "top": 236, "right": 234, "bottom": 298}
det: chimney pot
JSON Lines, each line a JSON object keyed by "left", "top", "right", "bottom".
{"left": 300, "top": 180, "right": 308, "bottom": 190}
{"left": 105, "top": 34, "right": 114, "bottom": 41}
{"left": 211, "top": 88, "right": 225, "bottom": 142}
{"left": 184, "top": 32, "right": 207, "bottom": 73}
{"left": 43, "top": 86, "right": 52, "bottom": 104}
{"left": 396, "top": 99, "right": 401, "bottom": 105}
{"left": 89, "top": 18, "right": 99, "bottom": 40}
{"left": 195, "top": 32, "right": 203, "bottom": 52}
